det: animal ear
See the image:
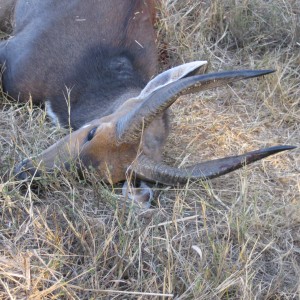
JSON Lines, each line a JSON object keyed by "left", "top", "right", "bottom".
{"left": 138, "top": 61, "right": 207, "bottom": 99}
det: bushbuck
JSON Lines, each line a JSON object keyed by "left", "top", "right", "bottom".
{"left": 0, "top": 0, "right": 295, "bottom": 206}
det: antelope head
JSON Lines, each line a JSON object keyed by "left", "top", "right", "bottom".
{"left": 15, "top": 61, "right": 295, "bottom": 205}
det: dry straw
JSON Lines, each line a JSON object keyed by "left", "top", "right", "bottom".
{"left": 0, "top": 0, "right": 299, "bottom": 299}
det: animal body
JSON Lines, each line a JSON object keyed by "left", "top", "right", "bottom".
{"left": 0, "top": 0, "right": 295, "bottom": 204}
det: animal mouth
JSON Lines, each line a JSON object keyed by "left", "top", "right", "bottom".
{"left": 14, "top": 158, "right": 43, "bottom": 180}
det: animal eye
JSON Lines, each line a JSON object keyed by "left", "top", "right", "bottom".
{"left": 87, "top": 127, "right": 97, "bottom": 141}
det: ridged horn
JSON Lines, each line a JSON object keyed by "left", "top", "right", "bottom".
{"left": 116, "top": 69, "right": 275, "bottom": 144}
{"left": 129, "top": 145, "right": 296, "bottom": 185}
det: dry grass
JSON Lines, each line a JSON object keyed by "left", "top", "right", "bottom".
{"left": 1, "top": 0, "right": 300, "bottom": 299}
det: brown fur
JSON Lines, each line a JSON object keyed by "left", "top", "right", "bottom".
{"left": 0, "top": 0, "right": 170, "bottom": 182}
{"left": 3, "top": 1, "right": 290, "bottom": 186}
{"left": 0, "top": 1, "right": 158, "bottom": 117}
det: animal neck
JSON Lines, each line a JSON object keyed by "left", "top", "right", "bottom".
{"left": 47, "top": 87, "right": 143, "bottom": 130}
{"left": 46, "top": 51, "right": 148, "bottom": 129}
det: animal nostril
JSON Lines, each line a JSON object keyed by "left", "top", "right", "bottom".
{"left": 14, "top": 158, "right": 28, "bottom": 172}
{"left": 132, "top": 179, "right": 142, "bottom": 188}
{"left": 14, "top": 158, "right": 35, "bottom": 180}
{"left": 16, "top": 170, "right": 31, "bottom": 180}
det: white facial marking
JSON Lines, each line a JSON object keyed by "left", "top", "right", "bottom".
{"left": 81, "top": 123, "right": 91, "bottom": 129}
{"left": 45, "top": 101, "right": 60, "bottom": 126}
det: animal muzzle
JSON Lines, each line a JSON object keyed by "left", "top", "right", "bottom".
{"left": 14, "top": 158, "right": 43, "bottom": 180}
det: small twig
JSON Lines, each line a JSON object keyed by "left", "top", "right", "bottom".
{"left": 125, "top": 214, "right": 200, "bottom": 233}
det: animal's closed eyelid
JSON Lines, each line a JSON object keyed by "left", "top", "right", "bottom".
{"left": 87, "top": 127, "right": 98, "bottom": 141}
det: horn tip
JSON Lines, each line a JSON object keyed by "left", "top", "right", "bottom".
{"left": 260, "top": 145, "right": 296, "bottom": 155}
{"left": 260, "top": 69, "right": 276, "bottom": 74}
{"left": 248, "top": 69, "right": 276, "bottom": 78}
